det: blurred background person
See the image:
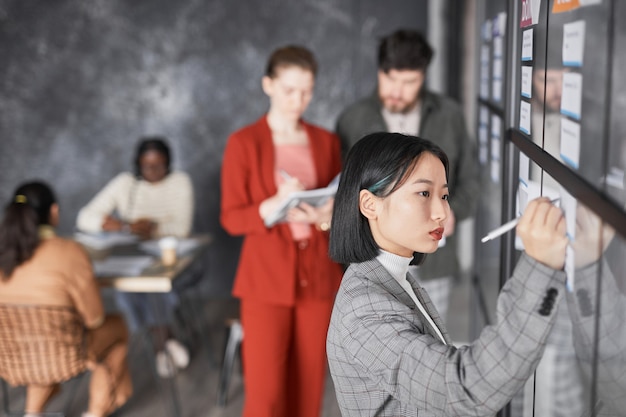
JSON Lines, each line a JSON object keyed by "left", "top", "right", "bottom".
{"left": 76, "top": 137, "right": 194, "bottom": 378}
{"left": 0, "top": 181, "right": 132, "bottom": 417}
{"left": 335, "top": 29, "right": 478, "bottom": 326}
{"left": 76, "top": 137, "right": 193, "bottom": 240}
{"left": 220, "top": 45, "right": 343, "bottom": 417}
{"left": 530, "top": 24, "right": 568, "bottom": 193}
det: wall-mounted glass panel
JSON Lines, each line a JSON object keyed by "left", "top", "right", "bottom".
{"left": 473, "top": 0, "right": 509, "bottom": 339}
{"left": 518, "top": 1, "right": 612, "bottom": 193}
{"left": 568, "top": 202, "right": 625, "bottom": 416}
{"left": 473, "top": 105, "right": 503, "bottom": 333}
{"left": 478, "top": 0, "right": 626, "bottom": 415}
{"left": 607, "top": 1, "right": 626, "bottom": 208}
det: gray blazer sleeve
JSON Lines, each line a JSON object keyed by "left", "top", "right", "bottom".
{"left": 328, "top": 253, "right": 567, "bottom": 416}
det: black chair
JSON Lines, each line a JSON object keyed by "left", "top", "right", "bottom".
{"left": 216, "top": 318, "right": 243, "bottom": 407}
{"left": 171, "top": 256, "right": 217, "bottom": 369}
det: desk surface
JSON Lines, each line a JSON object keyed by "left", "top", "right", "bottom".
{"left": 79, "top": 235, "right": 212, "bottom": 293}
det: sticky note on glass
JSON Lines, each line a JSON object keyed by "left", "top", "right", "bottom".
{"left": 522, "top": 29, "right": 534, "bottom": 61}
{"left": 521, "top": 66, "right": 533, "bottom": 98}
{"left": 520, "top": 100, "right": 532, "bottom": 135}
{"left": 560, "top": 117, "right": 581, "bottom": 169}
{"left": 561, "top": 72, "right": 583, "bottom": 120}
{"left": 563, "top": 20, "right": 585, "bottom": 67}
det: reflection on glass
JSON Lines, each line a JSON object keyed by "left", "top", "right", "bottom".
{"left": 607, "top": 2, "right": 626, "bottom": 208}
{"left": 529, "top": 7, "right": 566, "bottom": 161}
{"left": 569, "top": 203, "right": 625, "bottom": 416}
{"left": 512, "top": 196, "right": 588, "bottom": 417}
{"left": 511, "top": 199, "right": 625, "bottom": 417}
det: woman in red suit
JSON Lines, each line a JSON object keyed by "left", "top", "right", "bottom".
{"left": 220, "top": 45, "right": 343, "bottom": 417}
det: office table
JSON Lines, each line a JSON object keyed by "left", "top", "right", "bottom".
{"left": 77, "top": 234, "right": 212, "bottom": 417}
{"left": 78, "top": 234, "right": 212, "bottom": 292}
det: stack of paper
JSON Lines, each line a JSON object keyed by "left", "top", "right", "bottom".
{"left": 74, "top": 232, "right": 138, "bottom": 250}
{"left": 93, "top": 256, "right": 154, "bottom": 277}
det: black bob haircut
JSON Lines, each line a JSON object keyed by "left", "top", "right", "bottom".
{"left": 329, "top": 132, "right": 449, "bottom": 265}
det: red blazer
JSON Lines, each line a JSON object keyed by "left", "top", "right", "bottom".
{"left": 220, "top": 115, "right": 343, "bottom": 306}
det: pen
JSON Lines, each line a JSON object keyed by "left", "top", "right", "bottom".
{"left": 279, "top": 169, "right": 293, "bottom": 181}
{"left": 481, "top": 198, "right": 560, "bottom": 243}
{"left": 480, "top": 217, "right": 521, "bottom": 243}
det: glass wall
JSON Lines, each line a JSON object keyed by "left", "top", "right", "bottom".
{"left": 473, "top": 0, "right": 509, "bottom": 335}
{"left": 473, "top": 0, "right": 626, "bottom": 416}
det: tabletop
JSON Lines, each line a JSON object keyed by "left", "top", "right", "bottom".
{"left": 77, "top": 234, "right": 212, "bottom": 293}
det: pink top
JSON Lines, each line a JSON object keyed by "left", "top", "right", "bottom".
{"left": 274, "top": 143, "right": 317, "bottom": 241}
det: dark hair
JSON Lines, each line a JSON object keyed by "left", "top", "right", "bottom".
{"left": 0, "top": 181, "right": 57, "bottom": 279}
{"left": 378, "top": 29, "right": 434, "bottom": 73}
{"left": 329, "top": 132, "right": 449, "bottom": 264}
{"left": 134, "top": 136, "right": 171, "bottom": 178}
{"left": 265, "top": 45, "right": 318, "bottom": 78}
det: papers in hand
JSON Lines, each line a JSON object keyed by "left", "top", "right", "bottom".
{"left": 264, "top": 173, "right": 341, "bottom": 227}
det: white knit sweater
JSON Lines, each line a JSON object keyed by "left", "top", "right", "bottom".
{"left": 76, "top": 171, "right": 194, "bottom": 237}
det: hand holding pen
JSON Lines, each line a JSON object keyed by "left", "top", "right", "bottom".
{"left": 259, "top": 170, "right": 303, "bottom": 222}
{"left": 493, "top": 197, "right": 567, "bottom": 270}
{"left": 481, "top": 198, "right": 561, "bottom": 243}
{"left": 277, "top": 169, "right": 303, "bottom": 198}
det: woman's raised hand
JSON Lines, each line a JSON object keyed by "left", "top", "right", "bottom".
{"left": 516, "top": 197, "right": 568, "bottom": 270}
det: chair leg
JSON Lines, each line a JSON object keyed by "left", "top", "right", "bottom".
{"left": 144, "top": 298, "right": 183, "bottom": 417}
{"left": 1, "top": 379, "right": 65, "bottom": 416}
{"left": 174, "top": 294, "right": 217, "bottom": 369}
{"left": 1, "top": 378, "right": 11, "bottom": 415}
{"left": 216, "top": 320, "right": 243, "bottom": 407}
{"left": 61, "top": 372, "right": 89, "bottom": 416}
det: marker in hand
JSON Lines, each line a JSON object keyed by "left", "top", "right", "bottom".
{"left": 481, "top": 198, "right": 560, "bottom": 243}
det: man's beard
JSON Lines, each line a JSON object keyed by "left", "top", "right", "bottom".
{"left": 381, "top": 96, "right": 419, "bottom": 114}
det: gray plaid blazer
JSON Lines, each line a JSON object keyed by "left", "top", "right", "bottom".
{"left": 327, "top": 253, "right": 567, "bottom": 416}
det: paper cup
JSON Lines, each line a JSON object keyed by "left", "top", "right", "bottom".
{"left": 158, "top": 237, "right": 178, "bottom": 266}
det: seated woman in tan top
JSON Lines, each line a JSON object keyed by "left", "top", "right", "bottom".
{"left": 0, "top": 181, "right": 132, "bottom": 417}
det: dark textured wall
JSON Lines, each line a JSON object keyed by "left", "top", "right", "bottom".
{"left": 0, "top": 0, "right": 427, "bottom": 297}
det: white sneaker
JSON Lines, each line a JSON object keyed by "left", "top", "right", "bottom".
{"left": 165, "top": 339, "right": 190, "bottom": 369}
{"left": 156, "top": 350, "right": 176, "bottom": 378}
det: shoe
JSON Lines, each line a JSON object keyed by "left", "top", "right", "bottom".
{"left": 165, "top": 338, "right": 190, "bottom": 369}
{"left": 155, "top": 350, "right": 176, "bottom": 378}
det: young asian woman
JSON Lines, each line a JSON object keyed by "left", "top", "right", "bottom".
{"left": 326, "top": 132, "right": 569, "bottom": 416}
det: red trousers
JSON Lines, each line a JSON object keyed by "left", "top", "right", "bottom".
{"left": 240, "top": 298, "right": 334, "bottom": 417}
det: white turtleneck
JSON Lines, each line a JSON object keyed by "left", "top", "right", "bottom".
{"left": 376, "top": 250, "right": 446, "bottom": 344}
